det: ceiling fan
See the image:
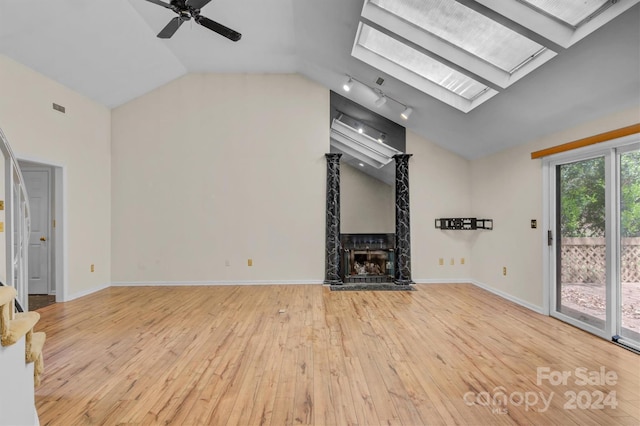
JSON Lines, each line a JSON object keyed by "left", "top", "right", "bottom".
{"left": 144, "top": 0, "right": 241, "bottom": 41}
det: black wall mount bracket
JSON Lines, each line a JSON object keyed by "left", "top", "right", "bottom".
{"left": 435, "top": 218, "right": 493, "bottom": 230}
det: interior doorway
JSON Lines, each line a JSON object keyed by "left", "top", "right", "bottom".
{"left": 18, "top": 160, "right": 63, "bottom": 310}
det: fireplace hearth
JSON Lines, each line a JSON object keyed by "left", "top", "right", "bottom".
{"left": 341, "top": 233, "right": 394, "bottom": 283}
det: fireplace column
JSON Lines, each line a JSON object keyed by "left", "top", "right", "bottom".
{"left": 324, "top": 153, "right": 343, "bottom": 284}
{"left": 394, "top": 154, "right": 413, "bottom": 285}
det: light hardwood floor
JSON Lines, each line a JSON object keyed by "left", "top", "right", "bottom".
{"left": 34, "top": 284, "right": 639, "bottom": 425}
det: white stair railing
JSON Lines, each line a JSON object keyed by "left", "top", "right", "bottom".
{"left": 0, "top": 127, "right": 30, "bottom": 311}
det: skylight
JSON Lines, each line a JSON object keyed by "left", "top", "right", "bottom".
{"left": 351, "top": 0, "right": 636, "bottom": 113}
{"left": 359, "top": 0, "right": 558, "bottom": 91}
{"left": 352, "top": 24, "right": 498, "bottom": 112}
{"left": 358, "top": 26, "right": 489, "bottom": 100}
{"left": 370, "top": 0, "right": 545, "bottom": 73}
{"left": 470, "top": 0, "right": 637, "bottom": 48}
{"left": 518, "top": 0, "right": 613, "bottom": 27}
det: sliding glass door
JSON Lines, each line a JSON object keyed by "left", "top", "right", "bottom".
{"left": 547, "top": 138, "right": 640, "bottom": 350}
{"left": 619, "top": 147, "right": 640, "bottom": 345}
{"left": 556, "top": 156, "right": 607, "bottom": 331}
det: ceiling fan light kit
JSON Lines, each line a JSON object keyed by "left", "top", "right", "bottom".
{"left": 144, "top": 0, "right": 241, "bottom": 41}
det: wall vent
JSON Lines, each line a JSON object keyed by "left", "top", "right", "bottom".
{"left": 52, "top": 103, "right": 66, "bottom": 113}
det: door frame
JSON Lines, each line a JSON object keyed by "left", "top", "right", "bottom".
{"left": 615, "top": 143, "right": 640, "bottom": 347}
{"left": 17, "top": 157, "right": 66, "bottom": 302}
{"left": 542, "top": 133, "right": 640, "bottom": 341}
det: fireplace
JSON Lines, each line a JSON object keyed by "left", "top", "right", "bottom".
{"left": 341, "top": 233, "right": 394, "bottom": 283}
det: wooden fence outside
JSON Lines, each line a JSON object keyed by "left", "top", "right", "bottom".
{"left": 561, "top": 237, "right": 640, "bottom": 284}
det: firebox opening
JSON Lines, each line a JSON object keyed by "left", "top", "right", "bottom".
{"left": 352, "top": 251, "right": 389, "bottom": 276}
{"left": 341, "top": 233, "right": 395, "bottom": 283}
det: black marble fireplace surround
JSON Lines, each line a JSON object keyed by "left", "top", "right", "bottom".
{"left": 324, "top": 153, "right": 342, "bottom": 285}
{"left": 393, "top": 154, "right": 413, "bottom": 285}
{"left": 324, "top": 154, "right": 414, "bottom": 286}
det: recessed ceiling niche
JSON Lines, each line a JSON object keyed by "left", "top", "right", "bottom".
{"left": 330, "top": 91, "right": 406, "bottom": 185}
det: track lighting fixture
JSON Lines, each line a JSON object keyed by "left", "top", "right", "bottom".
{"left": 342, "top": 75, "right": 413, "bottom": 121}
{"left": 343, "top": 77, "right": 354, "bottom": 92}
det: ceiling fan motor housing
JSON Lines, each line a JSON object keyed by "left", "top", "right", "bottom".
{"left": 146, "top": 0, "right": 241, "bottom": 41}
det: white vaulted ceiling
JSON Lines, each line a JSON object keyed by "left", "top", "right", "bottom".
{"left": 0, "top": 0, "right": 638, "bottom": 159}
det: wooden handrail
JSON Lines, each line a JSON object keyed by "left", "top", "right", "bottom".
{"left": 531, "top": 123, "right": 640, "bottom": 159}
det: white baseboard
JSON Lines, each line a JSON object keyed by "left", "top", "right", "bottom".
{"left": 110, "top": 279, "right": 324, "bottom": 287}
{"left": 469, "top": 279, "right": 545, "bottom": 314}
{"left": 413, "top": 278, "right": 473, "bottom": 284}
{"left": 412, "top": 278, "right": 545, "bottom": 314}
{"left": 64, "top": 282, "right": 110, "bottom": 302}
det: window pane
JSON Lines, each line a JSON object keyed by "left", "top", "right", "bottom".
{"left": 557, "top": 157, "right": 607, "bottom": 330}
{"left": 370, "top": 0, "right": 545, "bottom": 73}
{"left": 620, "top": 149, "right": 640, "bottom": 343}
{"left": 520, "top": 0, "right": 610, "bottom": 27}
{"left": 357, "top": 25, "right": 489, "bottom": 100}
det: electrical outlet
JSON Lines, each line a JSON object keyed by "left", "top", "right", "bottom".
{"left": 225, "top": 260, "right": 230, "bottom": 267}
{"left": 503, "top": 267, "right": 507, "bottom": 276}
{"left": 248, "top": 259, "right": 253, "bottom": 267}
{"left": 450, "top": 258, "right": 455, "bottom": 265}
{"left": 91, "top": 264, "right": 95, "bottom": 272}
{"left": 439, "top": 258, "right": 444, "bottom": 266}
{"left": 460, "top": 258, "right": 465, "bottom": 265}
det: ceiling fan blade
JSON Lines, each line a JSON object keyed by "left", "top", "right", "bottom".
{"left": 196, "top": 15, "right": 241, "bottom": 42}
{"left": 143, "top": 0, "right": 173, "bottom": 10}
{"left": 157, "top": 17, "right": 185, "bottom": 38}
{"left": 186, "top": 0, "right": 212, "bottom": 10}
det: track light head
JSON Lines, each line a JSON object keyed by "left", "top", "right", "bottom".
{"left": 401, "top": 107, "right": 413, "bottom": 120}
{"left": 343, "top": 77, "right": 354, "bottom": 92}
{"left": 374, "top": 94, "right": 387, "bottom": 107}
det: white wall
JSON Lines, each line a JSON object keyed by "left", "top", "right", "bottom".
{"left": 0, "top": 55, "right": 112, "bottom": 300}
{"left": 408, "top": 131, "right": 473, "bottom": 281}
{"left": 0, "top": 338, "right": 38, "bottom": 426}
{"left": 0, "top": 159, "right": 5, "bottom": 283}
{"left": 2, "top": 49, "right": 636, "bottom": 310}
{"left": 470, "top": 106, "right": 640, "bottom": 310}
{"left": 111, "top": 74, "right": 329, "bottom": 283}
{"left": 341, "top": 163, "right": 394, "bottom": 234}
